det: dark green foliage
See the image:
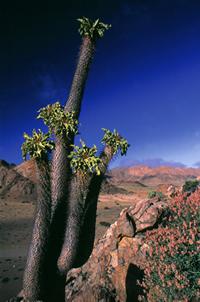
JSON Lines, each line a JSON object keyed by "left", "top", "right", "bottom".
{"left": 78, "top": 17, "right": 111, "bottom": 40}
{"left": 102, "top": 128, "right": 130, "bottom": 155}
{"left": 69, "top": 140, "right": 102, "bottom": 175}
{"left": 37, "top": 102, "right": 79, "bottom": 138}
{"left": 21, "top": 129, "right": 54, "bottom": 160}
{"left": 182, "top": 179, "right": 199, "bottom": 194}
{"left": 148, "top": 190, "right": 164, "bottom": 200}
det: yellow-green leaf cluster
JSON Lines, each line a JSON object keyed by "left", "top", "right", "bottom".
{"left": 21, "top": 129, "right": 55, "bottom": 160}
{"left": 69, "top": 140, "right": 102, "bottom": 175}
{"left": 101, "top": 128, "right": 130, "bottom": 156}
{"left": 77, "top": 17, "right": 111, "bottom": 40}
{"left": 37, "top": 102, "right": 78, "bottom": 138}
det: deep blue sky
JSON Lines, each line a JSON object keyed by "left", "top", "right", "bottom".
{"left": 1, "top": 0, "right": 200, "bottom": 168}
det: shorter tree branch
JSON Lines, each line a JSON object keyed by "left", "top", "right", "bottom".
{"left": 57, "top": 172, "right": 91, "bottom": 275}
{"left": 74, "top": 145, "right": 114, "bottom": 266}
{"left": 22, "top": 157, "right": 51, "bottom": 301}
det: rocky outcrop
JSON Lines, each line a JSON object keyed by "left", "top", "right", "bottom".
{"left": 14, "top": 159, "right": 37, "bottom": 183}
{"left": 0, "top": 160, "right": 36, "bottom": 202}
{"left": 65, "top": 197, "right": 168, "bottom": 302}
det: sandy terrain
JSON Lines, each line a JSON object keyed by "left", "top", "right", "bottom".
{"left": 1, "top": 159, "right": 194, "bottom": 301}
{"left": 0, "top": 194, "right": 140, "bottom": 302}
{"left": 0, "top": 201, "right": 34, "bottom": 301}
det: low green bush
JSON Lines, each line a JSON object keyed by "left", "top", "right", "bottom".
{"left": 148, "top": 190, "right": 164, "bottom": 200}
{"left": 182, "top": 179, "right": 199, "bottom": 194}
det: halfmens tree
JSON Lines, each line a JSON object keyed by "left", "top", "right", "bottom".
{"left": 10, "top": 18, "right": 130, "bottom": 302}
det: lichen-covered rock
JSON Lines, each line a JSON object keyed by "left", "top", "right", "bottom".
{"left": 65, "top": 197, "right": 168, "bottom": 302}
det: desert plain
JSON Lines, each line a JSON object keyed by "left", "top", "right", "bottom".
{"left": 1, "top": 159, "right": 200, "bottom": 301}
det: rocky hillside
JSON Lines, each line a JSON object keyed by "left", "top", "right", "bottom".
{"left": 14, "top": 159, "right": 37, "bottom": 183}
{"left": 14, "top": 161, "right": 200, "bottom": 188}
{"left": 0, "top": 160, "right": 36, "bottom": 202}
{"left": 110, "top": 165, "right": 200, "bottom": 186}
{"left": 1, "top": 159, "right": 200, "bottom": 202}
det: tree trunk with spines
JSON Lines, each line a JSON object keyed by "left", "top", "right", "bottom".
{"left": 50, "top": 35, "right": 95, "bottom": 215}
{"left": 12, "top": 27, "right": 114, "bottom": 302}
{"left": 22, "top": 158, "right": 51, "bottom": 301}
{"left": 64, "top": 36, "right": 95, "bottom": 116}
{"left": 49, "top": 36, "right": 96, "bottom": 276}
{"left": 69, "top": 146, "right": 114, "bottom": 268}
{"left": 57, "top": 173, "right": 91, "bottom": 275}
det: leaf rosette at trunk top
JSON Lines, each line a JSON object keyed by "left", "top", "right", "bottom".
{"left": 37, "top": 102, "right": 79, "bottom": 138}
{"left": 101, "top": 128, "right": 130, "bottom": 156}
{"left": 21, "top": 129, "right": 55, "bottom": 160}
{"left": 77, "top": 17, "right": 111, "bottom": 40}
{"left": 69, "top": 140, "right": 102, "bottom": 175}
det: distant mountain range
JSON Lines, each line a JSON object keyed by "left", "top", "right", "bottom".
{"left": 115, "top": 158, "right": 187, "bottom": 168}
{"left": 110, "top": 165, "right": 200, "bottom": 186}
{"left": 1, "top": 159, "right": 200, "bottom": 202}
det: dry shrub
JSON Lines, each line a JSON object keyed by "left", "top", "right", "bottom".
{"left": 139, "top": 190, "right": 200, "bottom": 302}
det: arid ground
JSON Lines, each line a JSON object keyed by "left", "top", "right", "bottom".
{"left": 0, "top": 195, "right": 142, "bottom": 301}
{"left": 1, "top": 160, "right": 199, "bottom": 301}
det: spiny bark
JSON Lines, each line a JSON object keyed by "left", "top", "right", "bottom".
{"left": 76, "top": 146, "right": 114, "bottom": 265}
{"left": 64, "top": 36, "right": 95, "bottom": 116}
{"left": 45, "top": 138, "right": 71, "bottom": 302}
{"left": 50, "top": 34, "right": 95, "bottom": 242}
{"left": 51, "top": 138, "right": 70, "bottom": 220}
{"left": 57, "top": 173, "right": 91, "bottom": 275}
{"left": 73, "top": 175, "right": 102, "bottom": 267}
{"left": 22, "top": 158, "right": 51, "bottom": 301}
{"left": 71, "top": 146, "right": 114, "bottom": 267}
{"left": 99, "top": 146, "right": 114, "bottom": 174}
{"left": 50, "top": 35, "right": 96, "bottom": 277}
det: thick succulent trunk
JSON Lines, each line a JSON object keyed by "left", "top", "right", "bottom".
{"left": 51, "top": 138, "right": 70, "bottom": 220}
{"left": 45, "top": 139, "right": 71, "bottom": 302}
{"left": 74, "top": 174, "right": 103, "bottom": 267}
{"left": 51, "top": 35, "right": 95, "bottom": 215}
{"left": 22, "top": 158, "right": 51, "bottom": 301}
{"left": 50, "top": 35, "right": 95, "bottom": 276}
{"left": 57, "top": 173, "right": 91, "bottom": 275}
{"left": 64, "top": 36, "right": 95, "bottom": 116}
{"left": 70, "top": 146, "right": 114, "bottom": 267}
{"left": 74, "top": 146, "right": 114, "bottom": 266}
{"left": 99, "top": 146, "right": 114, "bottom": 174}
{"left": 50, "top": 33, "right": 95, "bottom": 245}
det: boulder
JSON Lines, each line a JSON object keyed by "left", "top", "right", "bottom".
{"left": 65, "top": 197, "right": 168, "bottom": 302}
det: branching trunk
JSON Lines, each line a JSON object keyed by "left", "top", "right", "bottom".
{"left": 16, "top": 21, "right": 112, "bottom": 302}
{"left": 57, "top": 173, "right": 91, "bottom": 275}
{"left": 70, "top": 146, "right": 114, "bottom": 267}
{"left": 50, "top": 35, "right": 96, "bottom": 276}
{"left": 50, "top": 33, "right": 95, "bottom": 247}
{"left": 44, "top": 139, "right": 72, "bottom": 302}
{"left": 22, "top": 158, "right": 51, "bottom": 301}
